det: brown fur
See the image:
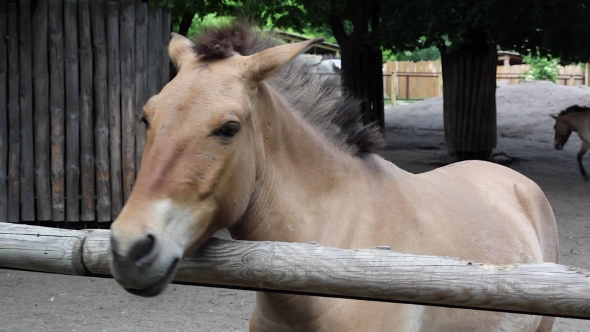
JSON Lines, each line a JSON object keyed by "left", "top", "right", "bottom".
{"left": 109, "top": 23, "right": 559, "bottom": 332}
{"left": 552, "top": 106, "right": 590, "bottom": 181}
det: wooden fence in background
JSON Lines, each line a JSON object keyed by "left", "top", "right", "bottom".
{"left": 384, "top": 60, "right": 588, "bottom": 100}
{"left": 496, "top": 64, "right": 586, "bottom": 86}
{"left": 0, "top": 0, "right": 172, "bottom": 223}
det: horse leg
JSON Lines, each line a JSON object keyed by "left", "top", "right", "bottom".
{"left": 535, "top": 316, "right": 555, "bottom": 332}
{"left": 577, "top": 141, "right": 590, "bottom": 181}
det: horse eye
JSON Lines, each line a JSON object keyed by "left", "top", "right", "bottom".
{"left": 140, "top": 116, "right": 150, "bottom": 130}
{"left": 214, "top": 122, "right": 240, "bottom": 140}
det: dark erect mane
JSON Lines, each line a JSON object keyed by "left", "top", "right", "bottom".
{"left": 558, "top": 105, "right": 590, "bottom": 116}
{"left": 192, "top": 22, "right": 384, "bottom": 157}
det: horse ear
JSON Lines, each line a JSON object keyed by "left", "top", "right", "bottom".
{"left": 245, "top": 38, "right": 324, "bottom": 82}
{"left": 550, "top": 114, "right": 558, "bottom": 120}
{"left": 169, "top": 32, "right": 194, "bottom": 70}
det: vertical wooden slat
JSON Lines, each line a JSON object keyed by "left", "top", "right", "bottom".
{"left": 64, "top": 0, "right": 80, "bottom": 221}
{"left": 49, "top": 0, "right": 65, "bottom": 221}
{"left": 6, "top": 3, "right": 19, "bottom": 222}
{"left": 134, "top": 2, "right": 148, "bottom": 170}
{"left": 160, "top": 7, "right": 171, "bottom": 86}
{"left": 78, "top": 0, "right": 95, "bottom": 221}
{"left": 32, "top": 0, "right": 52, "bottom": 221}
{"left": 120, "top": 1, "right": 135, "bottom": 202}
{"left": 90, "top": 0, "right": 111, "bottom": 222}
{"left": 0, "top": 0, "right": 8, "bottom": 221}
{"left": 19, "top": 0, "right": 35, "bottom": 221}
{"left": 106, "top": 1, "right": 122, "bottom": 217}
{"left": 150, "top": 8, "right": 162, "bottom": 94}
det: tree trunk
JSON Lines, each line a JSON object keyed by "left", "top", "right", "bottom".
{"left": 330, "top": 0, "right": 384, "bottom": 131}
{"left": 177, "top": 11, "right": 194, "bottom": 37}
{"left": 339, "top": 43, "right": 385, "bottom": 129}
{"left": 441, "top": 30, "right": 497, "bottom": 161}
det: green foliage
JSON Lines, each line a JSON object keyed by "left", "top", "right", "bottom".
{"left": 186, "top": 13, "right": 234, "bottom": 37}
{"left": 383, "top": 46, "right": 441, "bottom": 62}
{"left": 522, "top": 55, "right": 560, "bottom": 82}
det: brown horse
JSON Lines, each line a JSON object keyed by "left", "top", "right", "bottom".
{"left": 551, "top": 105, "right": 590, "bottom": 181}
{"left": 109, "top": 23, "right": 559, "bottom": 331}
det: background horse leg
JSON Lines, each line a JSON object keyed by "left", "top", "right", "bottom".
{"left": 577, "top": 141, "right": 589, "bottom": 181}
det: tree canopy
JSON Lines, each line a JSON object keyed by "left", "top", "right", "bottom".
{"left": 378, "top": 0, "right": 590, "bottom": 63}
{"left": 150, "top": 0, "right": 590, "bottom": 159}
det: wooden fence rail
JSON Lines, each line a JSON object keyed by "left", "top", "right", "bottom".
{"left": 0, "top": 0, "right": 171, "bottom": 223}
{"left": 2, "top": 222, "right": 590, "bottom": 320}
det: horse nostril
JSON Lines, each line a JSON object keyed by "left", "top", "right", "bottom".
{"left": 128, "top": 234, "right": 157, "bottom": 266}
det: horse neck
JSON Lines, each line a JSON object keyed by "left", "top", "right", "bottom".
{"left": 227, "top": 83, "right": 410, "bottom": 327}
{"left": 229, "top": 83, "right": 384, "bottom": 244}
{"left": 562, "top": 111, "right": 590, "bottom": 132}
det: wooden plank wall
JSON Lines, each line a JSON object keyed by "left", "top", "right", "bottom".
{"left": 2, "top": 0, "right": 172, "bottom": 223}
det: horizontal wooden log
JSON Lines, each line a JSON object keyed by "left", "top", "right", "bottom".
{"left": 2, "top": 223, "right": 590, "bottom": 320}
{"left": 0, "top": 223, "right": 88, "bottom": 275}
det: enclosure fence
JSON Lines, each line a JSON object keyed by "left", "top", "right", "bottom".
{"left": 384, "top": 60, "right": 589, "bottom": 100}
{"left": 2, "top": 222, "right": 590, "bottom": 320}
{"left": 0, "top": 0, "right": 172, "bottom": 224}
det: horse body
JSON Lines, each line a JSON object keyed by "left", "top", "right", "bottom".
{"left": 231, "top": 140, "right": 557, "bottom": 331}
{"left": 551, "top": 105, "right": 590, "bottom": 181}
{"left": 109, "top": 23, "right": 559, "bottom": 331}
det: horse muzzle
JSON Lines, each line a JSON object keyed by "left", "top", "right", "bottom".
{"left": 554, "top": 142, "right": 563, "bottom": 150}
{"left": 109, "top": 232, "right": 182, "bottom": 297}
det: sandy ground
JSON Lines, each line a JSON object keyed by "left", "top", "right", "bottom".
{"left": 1, "top": 80, "right": 589, "bottom": 331}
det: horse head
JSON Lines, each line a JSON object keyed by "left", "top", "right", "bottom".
{"left": 550, "top": 114, "right": 572, "bottom": 150}
{"left": 108, "top": 31, "right": 322, "bottom": 297}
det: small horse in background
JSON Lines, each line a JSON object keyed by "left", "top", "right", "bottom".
{"left": 551, "top": 105, "right": 590, "bottom": 181}
{"left": 109, "top": 22, "right": 559, "bottom": 331}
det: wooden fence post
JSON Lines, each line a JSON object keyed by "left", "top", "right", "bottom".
{"left": 32, "top": 0, "right": 52, "bottom": 221}
{"left": 134, "top": 2, "right": 148, "bottom": 171}
{"left": 390, "top": 71, "right": 397, "bottom": 106}
{"left": 49, "top": 0, "right": 66, "bottom": 221}
{"left": 64, "top": 0, "right": 81, "bottom": 222}
{"left": 120, "top": 1, "right": 136, "bottom": 203}
{"left": 150, "top": 7, "right": 162, "bottom": 93}
{"left": 78, "top": 0, "right": 95, "bottom": 222}
{"left": 161, "top": 7, "right": 171, "bottom": 86}
{"left": 0, "top": 0, "right": 8, "bottom": 222}
{"left": 106, "top": 1, "right": 123, "bottom": 218}
{"left": 7, "top": 3, "right": 20, "bottom": 222}
{"left": 19, "top": 0, "right": 35, "bottom": 221}
{"left": 90, "top": 0, "right": 112, "bottom": 222}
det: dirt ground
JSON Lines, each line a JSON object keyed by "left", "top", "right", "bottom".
{"left": 1, "top": 80, "right": 589, "bottom": 331}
